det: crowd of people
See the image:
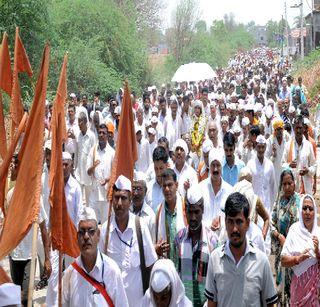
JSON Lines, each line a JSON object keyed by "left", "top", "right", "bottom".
{"left": 1, "top": 47, "right": 320, "bottom": 307}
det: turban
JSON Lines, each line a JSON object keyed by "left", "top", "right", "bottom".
{"left": 272, "top": 118, "right": 284, "bottom": 130}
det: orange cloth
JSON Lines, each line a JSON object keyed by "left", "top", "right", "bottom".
{"left": 49, "top": 55, "right": 79, "bottom": 258}
{"left": 0, "top": 112, "right": 27, "bottom": 216}
{"left": 10, "top": 27, "right": 33, "bottom": 140}
{"left": 0, "top": 266, "right": 11, "bottom": 284}
{"left": 0, "top": 45, "right": 49, "bottom": 259}
{"left": 105, "top": 81, "right": 137, "bottom": 252}
{"left": 0, "top": 33, "right": 13, "bottom": 160}
{"left": 197, "top": 161, "right": 209, "bottom": 182}
{"left": 106, "top": 121, "right": 115, "bottom": 134}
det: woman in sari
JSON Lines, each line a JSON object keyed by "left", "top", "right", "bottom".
{"left": 281, "top": 194, "right": 320, "bottom": 306}
{"left": 270, "top": 168, "right": 300, "bottom": 303}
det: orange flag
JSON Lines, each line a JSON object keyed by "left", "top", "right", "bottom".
{"left": 105, "top": 81, "right": 137, "bottom": 251}
{"left": 0, "top": 32, "right": 13, "bottom": 96}
{"left": 0, "top": 32, "right": 13, "bottom": 160}
{"left": 108, "top": 80, "right": 137, "bottom": 192}
{"left": 0, "top": 44, "right": 49, "bottom": 259}
{"left": 10, "top": 27, "right": 33, "bottom": 136}
{"left": 0, "top": 112, "right": 27, "bottom": 216}
{"left": 49, "top": 54, "right": 79, "bottom": 258}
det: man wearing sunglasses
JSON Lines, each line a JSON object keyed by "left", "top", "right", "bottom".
{"left": 62, "top": 207, "right": 129, "bottom": 306}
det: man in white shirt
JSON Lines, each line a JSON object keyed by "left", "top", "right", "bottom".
{"left": 99, "top": 175, "right": 157, "bottom": 307}
{"left": 135, "top": 125, "right": 149, "bottom": 173}
{"left": 199, "top": 148, "right": 232, "bottom": 231}
{"left": 62, "top": 207, "right": 129, "bottom": 307}
{"left": 75, "top": 112, "right": 96, "bottom": 205}
{"left": 87, "top": 124, "right": 115, "bottom": 224}
{"left": 65, "top": 104, "right": 80, "bottom": 156}
{"left": 145, "top": 146, "right": 168, "bottom": 211}
{"left": 282, "top": 115, "right": 316, "bottom": 195}
{"left": 172, "top": 139, "right": 198, "bottom": 197}
{"left": 131, "top": 171, "right": 156, "bottom": 242}
{"left": 248, "top": 135, "right": 276, "bottom": 214}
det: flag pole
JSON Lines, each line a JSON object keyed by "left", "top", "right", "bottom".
{"left": 58, "top": 251, "right": 62, "bottom": 307}
{"left": 27, "top": 221, "right": 39, "bottom": 307}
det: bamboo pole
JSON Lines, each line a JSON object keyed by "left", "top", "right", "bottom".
{"left": 27, "top": 222, "right": 39, "bottom": 307}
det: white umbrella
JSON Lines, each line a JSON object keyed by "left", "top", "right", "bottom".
{"left": 171, "top": 62, "right": 217, "bottom": 82}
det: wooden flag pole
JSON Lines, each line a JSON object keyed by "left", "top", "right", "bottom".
{"left": 58, "top": 251, "right": 63, "bottom": 307}
{"left": 27, "top": 221, "right": 39, "bottom": 307}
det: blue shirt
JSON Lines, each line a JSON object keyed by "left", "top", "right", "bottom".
{"left": 222, "top": 158, "right": 245, "bottom": 186}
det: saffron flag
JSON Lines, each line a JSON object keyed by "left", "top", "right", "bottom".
{"left": 49, "top": 54, "right": 79, "bottom": 258}
{"left": 0, "top": 44, "right": 49, "bottom": 259}
{"left": 0, "top": 32, "right": 13, "bottom": 160}
{"left": 105, "top": 81, "right": 137, "bottom": 252}
{"left": 10, "top": 27, "right": 33, "bottom": 137}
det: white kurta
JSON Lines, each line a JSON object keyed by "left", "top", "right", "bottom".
{"left": 282, "top": 136, "right": 317, "bottom": 195}
{"left": 163, "top": 115, "right": 183, "bottom": 150}
{"left": 248, "top": 156, "right": 277, "bottom": 213}
{"left": 173, "top": 162, "right": 198, "bottom": 197}
{"left": 135, "top": 138, "right": 149, "bottom": 173}
{"left": 62, "top": 252, "right": 129, "bottom": 307}
{"left": 99, "top": 213, "right": 157, "bottom": 307}
{"left": 199, "top": 177, "right": 233, "bottom": 226}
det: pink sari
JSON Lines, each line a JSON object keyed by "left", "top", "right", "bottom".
{"left": 290, "top": 263, "right": 320, "bottom": 307}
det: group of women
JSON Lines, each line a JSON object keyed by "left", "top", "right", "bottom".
{"left": 271, "top": 168, "right": 320, "bottom": 306}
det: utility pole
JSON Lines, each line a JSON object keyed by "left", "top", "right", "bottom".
{"left": 300, "top": 0, "right": 304, "bottom": 58}
{"left": 284, "top": 0, "right": 290, "bottom": 55}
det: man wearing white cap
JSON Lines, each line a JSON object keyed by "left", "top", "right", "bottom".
{"left": 135, "top": 124, "right": 149, "bottom": 173}
{"left": 174, "top": 185, "right": 218, "bottom": 307}
{"left": 197, "top": 139, "right": 213, "bottom": 182}
{"left": 62, "top": 207, "right": 129, "bottom": 306}
{"left": 264, "top": 106, "right": 274, "bottom": 139}
{"left": 75, "top": 112, "right": 95, "bottom": 205}
{"left": 248, "top": 135, "right": 276, "bottom": 215}
{"left": 99, "top": 175, "right": 157, "bottom": 307}
{"left": 150, "top": 115, "right": 164, "bottom": 140}
{"left": 142, "top": 259, "right": 192, "bottom": 306}
{"left": 207, "top": 121, "right": 222, "bottom": 150}
{"left": 86, "top": 123, "right": 115, "bottom": 224}
{"left": 172, "top": 139, "right": 198, "bottom": 196}
{"left": 181, "top": 95, "right": 192, "bottom": 135}
{"left": 147, "top": 127, "right": 157, "bottom": 165}
{"left": 131, "top": 171, "right": 156, "bottom": 241}
{"left": 65, "top": 104, "right": 80, "bottom": 156}
{"left": 199, "top": 148, "right": 232, "bottom": 231}
{"left": 134, "top": 107, "right": 146, "bottom": 138}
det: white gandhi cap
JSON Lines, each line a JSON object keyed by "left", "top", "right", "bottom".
{"left": 115, "top": 175, "right": 132, "bottom": 192}
{"left": 151, "top": 270, "right": 171, "bottom": 293}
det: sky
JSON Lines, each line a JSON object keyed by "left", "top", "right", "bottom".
{"left": 163, "top": 0, "right": 313, "bottom": 29}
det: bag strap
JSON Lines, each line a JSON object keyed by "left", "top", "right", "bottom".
{"left": 71, "top": 262, "right": 114, "bottom": 307}
{"left": 135, "top": 215, "right": 148, "bottom": 294}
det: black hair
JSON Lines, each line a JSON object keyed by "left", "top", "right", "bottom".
{"left": 152, "top": 146, "right": 169, "bottom": 163}
{"left": 284, "top": 122, "right": 292, "bottom": 133}
{"left": 223, "top": 131, "right": 236, "bottom": 147}
{"left": 249, "top": 125, "right": 260, "bottom": 137}
{"left": 300, "top": 108, "right": 309, "bottom": 118}
{"left": 161, "top": 168, "right": 177, "bottom": 182}
{"left": 202, "top": 87, "right": 209, "bottom": 94}
{"left": 68, "top": 104, "right": 76, "bottom": 111}
{"left": 99, "top": 124, "right": 108, "bottom": 130}
{"left": 225, "top": 192, "right": 250, "bottom": 219}
{"left": 94, "top": 91, "right": 100, "bottom": 97}
{"left": 293, "top": 114, "right": 304, "bottom": 126}
{"left": 182, "top": 95, "right": 189, "bottom": 102}
{"left": 280, "top": 169, "right": 294, "bottom": 188}
{"left": 159, "top": 97, "right": 166, "bottom": 104}
{"left": 158, "top": 136, "right": 169, "bottom": 148}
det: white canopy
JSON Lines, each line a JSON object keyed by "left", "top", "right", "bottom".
{"left": 171, "top": 62, "right": 217, "bottom": 83}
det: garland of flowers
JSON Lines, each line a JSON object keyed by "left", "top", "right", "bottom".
{"left": 190, "top": 114, "right": 207, "bottom": 157}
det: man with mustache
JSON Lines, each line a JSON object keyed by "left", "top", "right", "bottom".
{"left": 62, "top": 207, "right": 129, "bottom": 306}
{"left": 174, "top": 184, "right": 218, "bottom": 307}
{"left": 199, "top": 148, "right": 232, "bottom": 234}
{"left": 99, "top": 175, "right": 157, "bottom": 307}
{"left": 205, "top": 192, "right": 278, "bottom": 307}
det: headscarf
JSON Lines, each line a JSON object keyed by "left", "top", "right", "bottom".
{"left": 272, "top": 117, "right": 284, "bottom": 130}
{"left": 281, "top": 194, "right": 319, "bottom": 276}
{"left": 142, "top": 259, "right": 192, "bottom": 307}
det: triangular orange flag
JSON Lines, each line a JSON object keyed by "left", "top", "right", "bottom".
{"left": 0, "top": 32, "right": 13, "bottom": 160}
{"left": 10, "top": 27, "right": 33, "bottom": 137}
{"left": 0, "top": 44, "right": 49, "bottom": 259}
{"left": 0, "top": 32, "right": 13, "bottom": 96}
{"left": 105, "top": 81, "right": 137, "bottom": 252}
{"left": 49, "top": 54, "right": 80, "bottom": 258}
